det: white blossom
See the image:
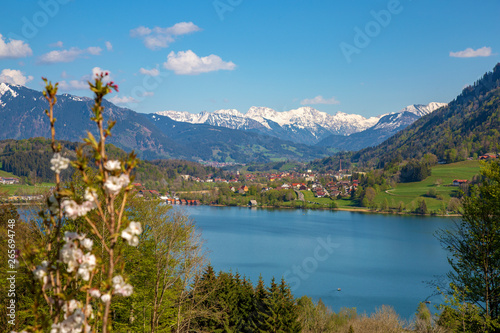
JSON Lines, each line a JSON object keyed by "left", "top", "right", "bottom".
{"left": 84, "top": 187, "right": 98, "bottom": 204}
{"left": 61, "top": 199, "right": 95, "bottom": 219}
{"left": 89, "top": 288, "right": 101, "bottom": 298}
{"left": 77, "top": 253, "right": 96, "bottom": 281}
{"left": 115, "top": 283, "right": 133, "bottom": 297}
{"left": 51, "top": 307, "right": 85, "bottom": 333}
{"left": 33, "top": 260, "right": 49, "bottom": 284}
{"left": 81, "top": 238, "right": 93, "bottom": 251}
{"left": 112, "top": 275, "right": 133, "bottom": 297}
{"left": 50, "top": 153, "right": 70, "bottom": 174}
{"left": 101, "top": 293, "right": 111, "bottom": 303}
{"left": 112, "top": 275, "right": 124, "bottom": 286}
{"left": 60, "top": 241, "right": 83, "bottom": 273}
{"left": 84, "top": 304, "right": 94, "bottom": 319}
{"left": 121, "top": 221, "right": 142, "bottom": 246}
{"left": 104, "top": 174, "right": 130, "bottom": 195}
{"left": 62, "top": 299, "right": 81, "bottom": 317}
{"left": 61, "top": 200, "right": 82, "bottom": 220}
{"left": 104, "top": 160, "right": 121, "bottom": 171}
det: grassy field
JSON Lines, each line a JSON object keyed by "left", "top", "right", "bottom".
{"left": 374, "top": 160, "right": 481, "bottom": 212}
{"left": 0, "top": 183, "right": 55, "bottom": 195}
{"left": 0, "top": 170, "right": 16, "bottom": 178}
{"left": 301, "top": 190, "right": 334, "bottom": 205}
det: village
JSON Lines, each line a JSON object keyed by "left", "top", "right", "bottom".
{"left": 0, "top": 154, "right": 494, "bottom": 205}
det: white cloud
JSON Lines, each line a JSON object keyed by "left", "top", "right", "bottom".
{"left": 87, "top": 47, "right": 102, "bottom": 55}
{"left": 50, "top": 41, "right": 64, "bottom": 48}
{"left": 0, "top": 34, "right": 33, "bottom": 59}
{"left": 130, "top": 26, "right": 151, "bottom": 37}
{"left": 158, "top": 22, "right": 201, "bottom": 36}
{"left": 58, "top": 80, "right": 89, "bottom": 90}
{"left": 450, "top": 46, "right": 493, "bottom": 58}
{"left": 144, "top": 35, "right": 174, "bottom": 50}
{"left": 163, "top": 50, "right": 236, "bottom": 75}
{"left": 130, "top": 22, "right": 201, "bottom": 50}
{"left": 142, "top": 91, "right": 154, "bottom": 97}
{"left": 105, "top": 41, "right": 113, "bottom": 51}
{"left": 58, "top": 68, "right": 112, "bottom": 91}
{"left": 38, "top": 46, "right": 102, "bottom": 64}
{"left": 91, "top": 67, "right": 112, "bottom": 83}
{"left": 108, "top": 95, "right": 137, "bottom": 105}
{"left": 139, "top": 68, "right": 160, "bottom": 76}
{"left": 0, "top": 69, "right": 33, "bottom": 85}
{"left": 300, "top": 95, "right": 340, "bottom": 105}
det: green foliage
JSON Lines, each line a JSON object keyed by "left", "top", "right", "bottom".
{"left": 191, "top": 269, "right": 301, "bottom": 332}
{"left": 400, "top": 159, "right": 432, "bottom": 183}
{"left": 0, "top": 138, "right": 78, "bottom": 183}
{"left": 414, "top": 198, "right": 428, "bottom": 215}
{"left": 437, "top": 160, "right": 500, "bottom": 327}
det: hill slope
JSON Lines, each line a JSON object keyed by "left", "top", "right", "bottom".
{"left": 352, "top": 63, "right": 500, "bottom": 167}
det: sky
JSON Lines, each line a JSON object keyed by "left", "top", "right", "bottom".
{"left": 0, "top": 0, "right": 499, "bottom": 117}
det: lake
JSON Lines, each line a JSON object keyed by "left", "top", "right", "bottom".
{"left": 181, "top": 205, "right": 455, "bottom": 319}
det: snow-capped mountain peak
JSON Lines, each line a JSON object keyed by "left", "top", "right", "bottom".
{"left": 398, "top": 102, "right": 447, "bottom": 117}
{"left": 0, "top": 82, "right": 19, "bottom": 98}
{"left": 154, "top": 101, "right": 446, "bottom": 145}
{"left": 214, "top": 109, "right": 244, "bottom": 117}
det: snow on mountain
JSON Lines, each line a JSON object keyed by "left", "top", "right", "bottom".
{"left": 372, "top": 112, "right": 417, "bottom": 131}
{"left": 155, "top": 110, "right": 203, "bottom": 123}
{"left": 157, "top": 106, "right": 381, "bottom": 139}
{"left": 245, "top": 106, "right": 379, "bottom": 134}
{"left": 398, "top": 102, "right": 447, "bottom": 117}
{"left": 0, "top": 82, "right": 19, "bottom": 98}
{"left": 156, "top": 108, "right": 264, "bottom": 130}
{"left": 372, "top": 102, "right": 447, "bottom": 131}
{"left": 154, "top": 102, "right": 445, "bottom": 145}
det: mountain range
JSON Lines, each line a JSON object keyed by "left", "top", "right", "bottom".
{"left": 0, "top": 83, "right": 332, "bottom": 163}
{"left": 157, "top": 102, "right": 447, "bottom": 148}
{"left": 0, "top": 81, "right": 446, "bottom": 163}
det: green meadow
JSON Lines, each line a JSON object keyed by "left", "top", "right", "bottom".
{"left": 374, "top": 160, "right": 482, "bottom": 212}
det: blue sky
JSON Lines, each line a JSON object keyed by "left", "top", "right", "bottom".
{"left": 0, "top": 0, "right": 499, "bottom": 117}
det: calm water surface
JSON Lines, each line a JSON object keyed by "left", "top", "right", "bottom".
{"left": 182, "top": 205, "right": 454, "bottom": 319}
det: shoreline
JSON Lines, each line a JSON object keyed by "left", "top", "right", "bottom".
{"left": 6, "top": 201, "right": 460, "bottom": 218}
{"left": 203, "top": 203, "right": 460, "bottom": 217}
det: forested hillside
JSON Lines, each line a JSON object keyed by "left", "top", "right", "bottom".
{"left": 351, "top": 63, "right": 500, "bottom": 167}
{"left": 0, "top": 138, "right": 224, "bottom": 185}
{"left": 0, "top": 138, "right": 78, "bottom": 183}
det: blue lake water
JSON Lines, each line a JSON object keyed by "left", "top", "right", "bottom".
{"left": 181, "top": 205, "right": 455, "bottom": 319}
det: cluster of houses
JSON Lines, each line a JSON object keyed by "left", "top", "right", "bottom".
{"left": 165, "top": 198, "right": 201, "bottom": 205}
{"left": 479, "top": 154, "right": 498, "bottom": 160}
{"left": 133, "top": 182, "right": 201, "bottom": 205}
{"left": 0, "top": 177, "right": 20, "bottom": 184}
{"left": 323, "top": 180, "right": 359, "bottom": 197}
{"left": 452, "top": 179, "right": 468, "bottom": 186}
{"left": 3, "top": 194, "right": 44, "bottom": 202}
